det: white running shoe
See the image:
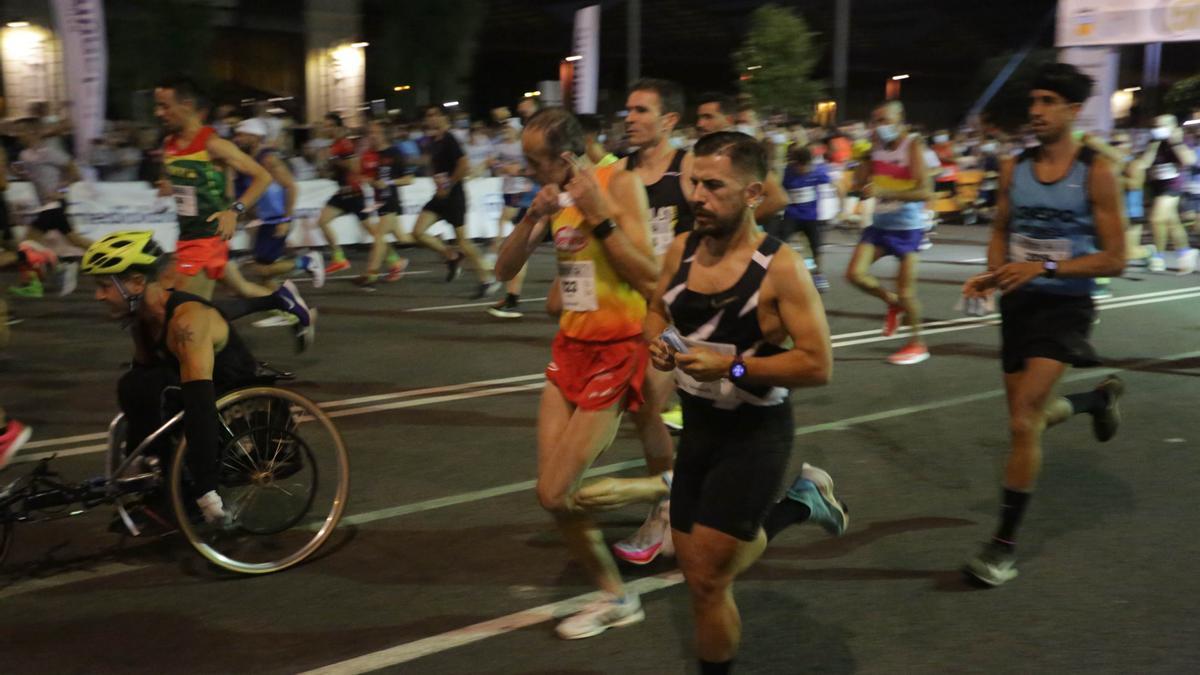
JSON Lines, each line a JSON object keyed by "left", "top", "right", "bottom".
{"left": 1176, "top": 248, "right": 1197, "bottom": 275}
{"left": 196, "top": 490, "right": 228, "bottom": 525}
{"left": 304, "top": 251, "right": 326, "bottom": 288}
{"left": 1149, "top": 255, "right": 1167, "bottom": 273}
{"left": 555, "top": 592, "right": 644, "bottom": 640}
{"left": 612, "top": 498, "right": 672, "bottom": 565}
{"left": 252, "top": 311, "right": 298, "bottom": 328}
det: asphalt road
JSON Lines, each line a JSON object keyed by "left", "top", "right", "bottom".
{"left": 1, "top": 225, "right": 1198, "bottom": 674}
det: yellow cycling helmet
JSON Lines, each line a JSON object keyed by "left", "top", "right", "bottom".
{"left": 81, "top": 231, "right": 164, "bottom": 276}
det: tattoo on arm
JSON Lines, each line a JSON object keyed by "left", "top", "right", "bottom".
{"left": 174, "top": 325, "right": 195, "bottom": 352}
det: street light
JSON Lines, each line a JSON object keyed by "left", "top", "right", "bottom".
{"left": 393, "top": 85, "right": 412, "bottom": 92}
{"left": 1124, "top": 86, "right": 1142, "bottom": 92}
{"left": 747, "top": 65, "right": 763, "bottom": 71}
{"left": 565, "top": 55, "right": 582, "bottom": 62}
{"left": 891, "top": 74, "right": 910, "bottom": 81}
{"left": 6, "top": 21, "right": 29, "bottom": 28}
{"left": 351, "top": 42, "right": 369, "bottom": 48}
{"left": 524, "top": 90, "right": 541, "bottom": 98}
{"left": 443, "top": 101, "right": 459, "bottom": 108}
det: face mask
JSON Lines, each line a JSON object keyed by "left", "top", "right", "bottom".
{"left": 980, "top": 143, "right": 997, "bottom": 154}
{"left": 1152, "top": 127, "right": 1170, "bottom": 141}
{"left": 735, "top": 124, "right": 757, "bottom": 137}
{"left": 597, "top": 134, "right": 607, "bottom": 144}
{"left": 876, "top": 124, "right": 900, "bottom": 144}
{"left": 934, "top": 134, "right": 949, "bottom": 144}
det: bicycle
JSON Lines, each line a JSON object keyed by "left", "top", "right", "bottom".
{"left": 0, "top": 364, "right": 350, "bottom": 575}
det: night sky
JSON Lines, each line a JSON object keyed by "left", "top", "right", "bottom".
{"left": 467, "top": 0, "right": 1200, "bottom": 126}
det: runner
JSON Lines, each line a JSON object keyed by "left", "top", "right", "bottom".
{"left": 0, "top": 297, "right": 32, "bottom": 470}
{"left": 845, "top": 100, "right": 933, "bottom": 366}
{"left": 1138, "top": 114, "right": 1196, "bottom": 274}
{"left": 1110, "top": 132, "right": 1156, "bottom": 265}
{"left": 312, "top": 112, "right": 362, "bottom": 275}
{"left": 230, "top": 119, "right": 325, "bottom": 306}
{"left": 355, "top": 119, "right": 414, "bottom": 289}
{"left": 645, "top": 131, "right": 845, "bottom": 674}
{"left": 154, "top": 76, "right": 314, "bottom": 351}
{"left": 961, "top": 63, "right": 1126, "bottom": 587}
{"left": 487, "top": 121, "right": 536, "bottom": 318}
{"left": 781, "top": 144, "right": 833, "bottom": 291}
{"left": 10, "top": 116, "right": 89, "bottom": 298}
{"left": 410, "top": 106, "right": 499, "bottom": 299}
{"left": 494, "top": 107, "right": 660, "bottom": 639}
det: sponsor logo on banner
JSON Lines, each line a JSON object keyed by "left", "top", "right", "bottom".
{"left": 1163, "top": 0, "right": 1200, "bottom": 34}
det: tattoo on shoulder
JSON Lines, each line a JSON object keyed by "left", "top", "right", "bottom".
{"left": 173, "top": 325, "right": 195, "bottom": 351}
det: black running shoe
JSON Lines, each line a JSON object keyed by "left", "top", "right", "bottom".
{"left": 1093, "top": 375, "right": 1124, "bottom": 442}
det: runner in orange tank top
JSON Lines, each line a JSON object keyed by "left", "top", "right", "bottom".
{"left": 494, "top": 108, "right": 667, "bottom": 640}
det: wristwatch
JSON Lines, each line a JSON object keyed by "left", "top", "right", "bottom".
{"left": 729, "top": 355, "right": 747, "bottom": 382}
{"left": 231, "top": 201, "right": 247, "bottom": 215}
{"left": 1041, "top": 260, "right": 1058, "bottom": 278}
{"left": 592, "top": 219, "right": 616, "bottom": 240}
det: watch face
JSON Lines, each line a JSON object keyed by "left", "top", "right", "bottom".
{"left": 731, "top": 363, "right": 747, "bottom": 379}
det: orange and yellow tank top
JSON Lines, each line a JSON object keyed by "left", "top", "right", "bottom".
{"left": 552, "top": 165, "right": 647, "bottom": 342}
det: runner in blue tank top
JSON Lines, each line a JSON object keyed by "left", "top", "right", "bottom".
{"left": 961, "top": 63, "right": 1127, "bottom": 587}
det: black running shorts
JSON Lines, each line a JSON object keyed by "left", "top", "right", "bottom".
{"left": 670, "top": 391, "right": 794, "bottom": 542}
{"left": 999, "top": 290, "right": 1099, "bottom": 374}
{"left": 31, "top": 205, "right": 72, "bottom": 234}
{"left": 326, "top": 192, "right": 366, "bottom": 220}
{"left": 422, "top": 183, "right": 467, "bottom": 228}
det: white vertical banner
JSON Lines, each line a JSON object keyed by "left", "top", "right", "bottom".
{"left": 51, "top": 0, "right": 108, "bottom": 161}
{"left": 1060, "top": 46, "right": 1118, "bottom": 134}
{"left": 573, "top": 5, "right": 600, "bottom": 114}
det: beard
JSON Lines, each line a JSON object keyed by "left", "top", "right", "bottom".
{"left": 692, "top": 207, "right": 743, "bottom": 238}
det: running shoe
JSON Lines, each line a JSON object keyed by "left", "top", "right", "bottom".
{"left": 471, "top": 280, "right": 501, "bottom": 300}
{"left": 1127, "top": 245, "right": 1156, "bottom": 268}
{"left": 612, "top": 498, "right": 672, "bottom": 565}
{"left": 18, "top": 240, "right": 58, "bottom": 269}
{"left": 812, "top": 273, "right": 830, "bottom": 293}
{"left": 276, "top": 281, "right": 315, "bottom": 353}
{"left": 1177, "top": 248, "right": 1197, "bottom": 275}
{"left": 251, "top": 310, "right": 298, "bottom": 328}
{"left": 887, "top": 343, "right": 930, "bottom": 365}
{"left": 445, "top": 252, "right": 463, "bottom": 282}
{"left": 324, "top": 257, "right": 351, "bottom": 275}
{"left": 1149, "top": 254, "right": 1166, "bottom": 273}
{"left": 784, "top": 463, "right": 849, "bottom": 536}
{"left": 58, "top": 261, "right": 79, "bottom": 297}
{"left": 1091, "top": 278, "right": 1112, "bottom": 300}
{"left": 918, "top": 235, "right": 933, "bottom": 251}
{"left": 964, "top": 540, "right": 1018, "bottom": 587}
{"left": 882, "top": 305, "right": 902, "bottom": 337}
{"left": 1092, "top": 375, "right": 1125, "bottom": 443}
{"left": 555, "top": 592, "right": 644, "bottom": 640}
{"left": 302, "top": 251, "right": 326, "bottom": 288}
{"left": 0, "top": 419, "right": 32, "bottom": 470}
{"left": 8, "top": 280, "right": 43, "bottom": 298}
{"left": 660, "top": 404, "right": 684, "bottom": 431}
{"left": 385, "top": 258, "right": 410, "bottom": 282}
{"left": 487, "top": 297, "right": 523, "bottom": 319}
{"left": 353, "top": 273, "right": 380, "bottom": 290}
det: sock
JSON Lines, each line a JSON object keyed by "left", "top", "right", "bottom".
{"left": 1065, "top": 390, "right": 1106, "bottom": 416}
{"left": 993, "top": 488, "right": 1030, "bottom": 549}
{"left": 333, "top": 249, "right": 346, "bottom": 262}
{"left": 505, "top": 293, "right": 519, "bottom": 306}
{"left": 213, "top": 294, "right": 283, "bottom": 321}
{"left": 295, "top": 255, "right": 310, "bottom": 271}
{"left": 385, "top": 250, "right": 400, "bottom": 265}
{"left": 699, "top": 659, "right": 733, "bottom": 675}
{"left": 762, "top": 499, "right": 811, "bottom": 541}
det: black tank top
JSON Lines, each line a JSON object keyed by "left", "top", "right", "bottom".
{"left": 152, "top": 291, "right": 258, "bottom": 393}
{"left": 627, "top": 148, "right": 694, "bottom": 253}
{"left": 1148, "top": 141, "right": 1184, "bottom": 188}
{"left": 664, "top": 232, "right": 788, "bottom": 408}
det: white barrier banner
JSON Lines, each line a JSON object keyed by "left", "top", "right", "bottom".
{"left": 5, "top": 178, "right": 509, "bottom": 253}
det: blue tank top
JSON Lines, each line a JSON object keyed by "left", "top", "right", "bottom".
{"left": 782, "top": 165, "right": 829, "bottom": 222}
{"left": 235, "top": 149, "right": 288, "bottom": 224}
{"left": 1008, "top": 146, "right": 1097, "bottom": 296}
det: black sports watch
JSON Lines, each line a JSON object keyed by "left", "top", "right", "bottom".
{"left": 1041, "top": 260, "right": 1058, "bottom": 278}
{"left": 729, "top": 355, "right": 747, "bottom": 382}
{"left": 231, "top": 201, "right": 247, "bottom": 215}
{"left": 592, "top": 219, "right": 616, "bottom": 240}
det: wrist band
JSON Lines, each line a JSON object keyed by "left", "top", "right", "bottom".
{"left": 592, "top": 219, "right": 616, "bottom": 240}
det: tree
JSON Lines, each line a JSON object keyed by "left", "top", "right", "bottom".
{"left": 1165, "top": 75, "right": 1200, "bottom": 120}
{"left": 733, "top": 4, "right": 824, "bottom": 118}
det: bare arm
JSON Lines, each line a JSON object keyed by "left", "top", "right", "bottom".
{"left": 595, "top": 169, "right": 659, "bottom": 298}
{"left": 207, "top": 136, "right": 270, "bottom": 210}
{"left": 755, "top": 169, "right": 788, "bottom": 221}
{"left": 167, "top": 304, "right": 217, "bottom": 383}
{"left": 987, "top": 159, "right": 1014, "bottom": 271}
{"left": 1056, "top": 157, "right": 1125, "bottom": 278}
{"left": 262, "top": 152, "right": 297, "bottom": 219}
{"left": 644, "top": 233, "right": 688, "bottom": 343}
{"left": 495, "top": 185, "right": 556, "bottom": 281}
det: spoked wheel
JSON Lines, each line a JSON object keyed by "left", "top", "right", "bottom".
{"left": 170, "top": 387, "right": 349, "bottom": 574}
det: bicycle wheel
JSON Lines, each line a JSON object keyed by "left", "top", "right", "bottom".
{"left": 170, "top": 386, "right": 349, "bottom": 574}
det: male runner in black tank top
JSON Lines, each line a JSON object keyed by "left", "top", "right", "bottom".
{"left": 645, "top": 131, "right": 845, "bottom": 675}
{"left": 84, "top": 232, "right": 257, "bottom": 528}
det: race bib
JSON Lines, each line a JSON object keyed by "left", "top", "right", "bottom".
{"left": 172, "top": 185, "right": 197, "bottom": 217}
{"left": 649, "top": 206, "right": 676, "bottom": 256}
{"left": 788, "top": 186, "right": 817, "bottom": 204}
{"left": 1010, "top": 233, "right": 1070, "bottom": 263}
{"left": 502, "top": 176, "right": 532, "bottom": 194}
{"left": 674, "top": 338, "right": 740, "bottom": 408}
{"left": 1150, "top": 163, "right": 1179, "bottom": 181}
{"left": 558, "top": 261, "right": 598, "bottom": 312}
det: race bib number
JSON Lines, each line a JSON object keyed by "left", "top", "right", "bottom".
{"left": 558, "top": 261, "right": 598, "bottom": 312}
{"left": 502, "top": 176, "right": 532, "bottom": 194}
{"left": 788, "top": 186, "right": 816, "bottom": 204}
{"left": 1010, "top": 233, "right": 1070, "bottom": 263}
{"left": 674, "top": 338, "right": 740, "bottom": 408}
{"left": 649, "top": 206, "right": 676, "bottom": 256}
{"left": 172, "top": 185, "right": 197, "bottom": 217}
{"left": 1150, "top": 163, "right": 1179, "bottom": 181}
